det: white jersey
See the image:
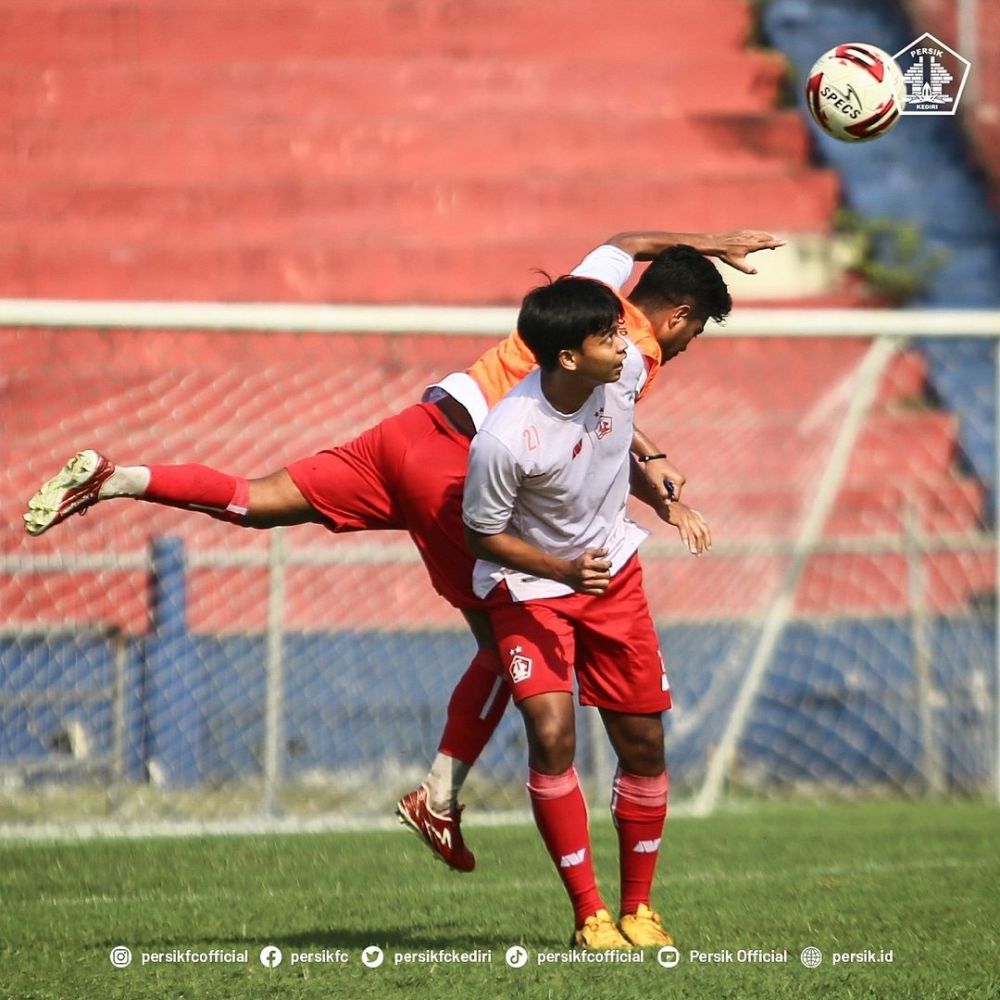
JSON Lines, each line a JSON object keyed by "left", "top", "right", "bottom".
{"left": 463, "top": 339, "right": 649, "bottom": 600}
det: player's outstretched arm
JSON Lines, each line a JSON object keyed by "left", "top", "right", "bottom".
{"left": 606, "top": 230, "right": 785, "bottom": 274}
{"left": 465, "top": 527, "right": 612, "bottom": 595}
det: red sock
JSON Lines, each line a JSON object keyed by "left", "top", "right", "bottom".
{"left": 612, "top": 768, "right": 668, "bottom": 916}
{"left": 144, "top": 465, "right": 250, "bottom": 523}
{"left": 527, "top": 767, "right": 605, "bottom": 926}
{"left": 437, "top": 649, "right": 510, "bottom": 765}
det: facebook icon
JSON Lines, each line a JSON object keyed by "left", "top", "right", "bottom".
{"left": 259, "top": 946, "right": 283, "bottom": 968}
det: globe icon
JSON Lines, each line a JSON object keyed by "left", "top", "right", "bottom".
{"left": 800, "top": 946, "right": 823, "bottom": 968}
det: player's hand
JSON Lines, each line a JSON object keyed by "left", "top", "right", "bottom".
{"left": 639, "top": 455, "right": 685, "bottom": 502}
{"left": 709, "top": 230, "right": 786, "bottom": 274}
{"left": 566, "top": 548, "right": 612, "bottom": 595}
{"left": 666, "top": 501, "right": 711, "bottom": 556}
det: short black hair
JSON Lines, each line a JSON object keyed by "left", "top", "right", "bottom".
{"left": 518, "top": 275, "right": 624, "bottom": 370}
{"left": 629, "top": 244, "right": 732, "bottom": 323}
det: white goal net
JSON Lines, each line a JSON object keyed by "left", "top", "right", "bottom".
{"left": 1, "top": 304, "right": 998, "bottom": 830}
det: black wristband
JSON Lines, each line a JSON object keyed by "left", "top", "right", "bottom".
{"left": 636, "top": 453, "right": 667, "bottom": 463}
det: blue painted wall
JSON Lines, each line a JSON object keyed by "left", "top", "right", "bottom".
{"left": 2, "top": 540, "right": 994, "bottom": 796}
{"left": 763, "top": 0, "right": 1000, "bottom": 514}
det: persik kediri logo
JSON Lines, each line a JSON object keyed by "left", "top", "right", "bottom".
{"left": 893, "top": 32, "right": 971, "bottom": 115}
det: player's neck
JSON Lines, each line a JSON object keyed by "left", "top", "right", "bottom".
{"left": 539, "top": 370, "right": 594, "bottom": 415}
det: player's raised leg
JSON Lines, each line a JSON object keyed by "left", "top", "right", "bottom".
{"left": 23, "top": 449, "right": 321, "bottom": 536}
{"left": 386, "top": 406, "right": 512, "bottom": 871}
{"left": 396, "top": 607, "right": 511, "bottom": 872}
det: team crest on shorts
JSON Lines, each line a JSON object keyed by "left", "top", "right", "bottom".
{"left": 508, "top": 646, "right": 533, "bottom": 683}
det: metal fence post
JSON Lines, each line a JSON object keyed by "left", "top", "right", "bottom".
{"left": 995, "top": 336, "right": 1000, "bottom": 803}
{"left": 146, "top": 536, "right": 203, "bottom": 786}
{"left": 263, "top": 527, "right": 286, "bottom": 816}
{"left": 108, "top": 627, "right": 127, "bottom": 814}
{"left": 904, "top": 498, "right": 944, "bottom": 796}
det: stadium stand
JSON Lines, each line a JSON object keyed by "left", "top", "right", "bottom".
{"left": 1, "top": 0, "right": 996, "bottom": 800}
{"left": 763, "top": 0, "right": 1000, "bottom": 500}
{"left": 0, "top": 0, "right": 836, "bottom": 302}
{"left": 906, "top": 0, "right": 1000, "bottom": 192}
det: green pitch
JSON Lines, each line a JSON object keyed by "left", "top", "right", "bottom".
{"left": 2, "top": 802, "right": 997, "bottom": 999}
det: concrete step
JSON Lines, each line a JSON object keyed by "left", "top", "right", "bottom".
{"left": 0, "top": 229, "right": 837, "bottom": 306}
{"left": 0, "top": 0, "right": 755, "bottom": 63}
{"left": 1, "top": 172, "right": 839, "bottom": 243}
{"left": 658, "top": 340, "right": 937, "bottom": 421}
{"left": 0, "top": 111, "right": 810, "bottom": 184}
{"left": 608, "top": 548, "right": 996, "bottom": 618}
{"left": 0, "top": 54, "right": 785, "bottom": 119}
{"left": 711, "top": 412, "right": 961, "bottom": 487}
{"left": 837, "top": 478, "right": 988, "bottom": 534}
{"left": 632, "top": 478, "right": 984, "bottom": 541}
{"left": 0, "top": 239, "right": 604, "bottom": 300}
{"left": 877, "top": 351, "right": 929, "bottom": 407}
{"left": 664, "top": 338, "right": 872, "bottom": 416}
{"left": 849, "top": 411, "right": 959, "bottom": 482}
{"left": 661, "top": 410, "right": 959, "bottom": 488}
{"left": 718, "top": 232, "right": 862, "bottom": 302}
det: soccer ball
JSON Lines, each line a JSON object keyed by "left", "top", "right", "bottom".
{"left": 805, "top": 43, "right": 907, "bottom": 142}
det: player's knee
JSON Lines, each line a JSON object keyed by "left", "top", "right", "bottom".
{"left": 525, "top": 715, "right": 575, "bottom": 772}
{"left": 609, "top": 724, "right": 665, "bottom": 776}
{"left": 617, "top": 737, "right": 665, "bottom": 777}
{"left": 603, "top": 711, "right": 664, "bottom": 768}
{"left": 529, "top": 744, "right": 575, "bottom": 775}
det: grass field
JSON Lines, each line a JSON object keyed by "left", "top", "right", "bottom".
{"left": 2, "top": 801, "right": 998, "bottom": 999}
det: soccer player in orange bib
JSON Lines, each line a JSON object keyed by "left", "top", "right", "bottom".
{"left": 24, "top": 230, "right": 781, "bottom": 873}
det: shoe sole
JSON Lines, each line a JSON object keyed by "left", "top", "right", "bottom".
{"left": 23, "top": 449, "right": 102, "bottom": 537}
{"left": 619, "top": 933, "right": 673, "bottom": 948}
{"left": 572, "top": 931, "right": 633, "bottom": 950}
{"left": 394, "top": 799, "right": 473, "bottom": 874}
{"left": 618, "top": 923, "right": 673, "bottom": 948}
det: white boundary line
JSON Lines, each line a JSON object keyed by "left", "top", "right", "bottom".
{"left": 0, "top": 796, "right": 749, "bottom": 843}
{"left": 0, "top": 809, "right": 534, "bottom": 844}
{"left": 1, "top": 300, "right": 999, "bottom": 336}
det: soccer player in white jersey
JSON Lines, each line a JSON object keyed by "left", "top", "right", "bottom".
{"left": 399, "top": 239, "right": 754, "bottom": 870}
{"left": 463, "top": 276, "right": 709, "bottom": 949}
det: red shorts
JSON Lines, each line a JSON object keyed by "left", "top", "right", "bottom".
{"left": 285, "top": 403, "right": 478, "bottom": 609}
{"left": 487, "top": 557, "right": 672, "bottom": 714}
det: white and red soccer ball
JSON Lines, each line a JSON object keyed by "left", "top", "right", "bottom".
{"left": 805, "top": 43, "right": 907, "bottom": 143}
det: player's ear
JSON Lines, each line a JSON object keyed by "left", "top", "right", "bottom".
{"left": 669, "top": 303, "right": 692, "bottom": 329}
{"left": 557, "top": 348, "right": 579, "bottom": 373}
